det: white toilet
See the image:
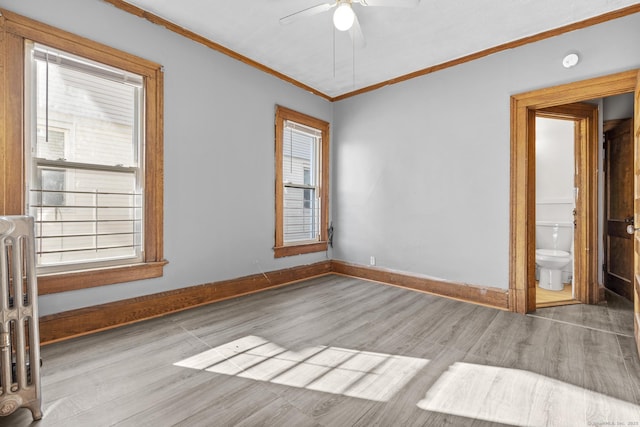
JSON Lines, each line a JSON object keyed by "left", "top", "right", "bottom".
{"left": 536, "top": 222, "right": 573, "bottom": 291}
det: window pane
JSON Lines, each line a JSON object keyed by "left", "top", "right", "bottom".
{"left": 35, "top": 46, "right": 139, "bottom": 167}
{"left": 284, "top": 187, "right": 318, "bottom": 242}
{"left": 282, "top": 128, "right": 316, "bottom": 186}
{"left": 282, "top": 125, "right": 320, "bottom": 243}
{"left": 32, "top": 167, "right": 141, "bottom": 266}
{"left": 36, "top": 128, "right": 65, "bottom": 160}
{"left": 38, "top": 168, "right": 65, "bottom": 206}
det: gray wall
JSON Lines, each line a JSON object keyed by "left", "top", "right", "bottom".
{"left": 0, "top": 0, "right": 332, "bottom": 315}
{"left": 332, "top": 12, "right": 640, "bottom": 290}
{"left": 3, "top": 0, "right": 640, "bottom": 313}
{"left": 604, "top": 92, "right": 635, "bottom": 121}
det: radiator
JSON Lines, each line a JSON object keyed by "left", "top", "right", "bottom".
{"left": 0, "top": 216, "right": 42, "bottom": 420}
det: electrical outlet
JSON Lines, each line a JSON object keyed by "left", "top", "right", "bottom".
{"left": 370, "top": 256, "right": 376, "bottom": 266}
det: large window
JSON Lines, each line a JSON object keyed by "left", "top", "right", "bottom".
{"left": 1, "top": 11, "right": 165, "bottom": 293}
{"left": 274, "top": 106, "right": 329, "bottom": 258}
{"left": 26, "top": 43, "right": 144, "bottom": 272}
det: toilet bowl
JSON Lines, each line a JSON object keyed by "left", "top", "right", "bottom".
{"left": 536, "top": 249, "right": 571, "bottom": 291}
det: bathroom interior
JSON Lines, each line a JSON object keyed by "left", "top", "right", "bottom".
{"left": 535, "top": 92, "right": 635, "bottom": 308}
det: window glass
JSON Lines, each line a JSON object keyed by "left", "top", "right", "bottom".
{"left": 27, "top": 43, "right": 144, "bottom": 271}
{"left": 283, "top": 124, "right": 319, "bottom": 243}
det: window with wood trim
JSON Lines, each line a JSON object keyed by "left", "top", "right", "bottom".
{"left": 0, "top": 11, "right": 165, "bottom": 294}
{"left": 274, "top": 106, "right": 329, "bottom": 258}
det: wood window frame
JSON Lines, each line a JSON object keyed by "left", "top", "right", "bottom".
{"left": 0, "top": 10, "right": 166, "bottom": 295}
{"left": 274, "top": 106, "right": 330, "bottom": 258}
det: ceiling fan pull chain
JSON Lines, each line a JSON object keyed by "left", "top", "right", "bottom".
{"left": 333, "top": 24, "right": 336, "bottom": 79}
{"left": 352, "top": 37, "right": 356, "bottom": 89}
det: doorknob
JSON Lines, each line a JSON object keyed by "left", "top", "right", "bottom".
{"left": 625, "top": 216, "right": 636, "bottom": 234}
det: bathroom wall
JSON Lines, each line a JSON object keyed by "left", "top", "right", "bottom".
{"left": 535, "top": 117, "right": 576, "bottom": 225}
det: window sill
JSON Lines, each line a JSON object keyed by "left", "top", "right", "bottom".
{"left": 274, "top": 241, "right": 328, "bottom": 258}
{"left": 38, "top": 260, "right": 168, "bottom": 295}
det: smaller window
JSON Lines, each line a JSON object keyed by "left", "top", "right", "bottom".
{"left": 275, "top": 106, "right": 329, "bottom": 258}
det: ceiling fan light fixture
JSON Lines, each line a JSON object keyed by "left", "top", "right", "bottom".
{"left": 333, "top": 3, "right": 355, "bottom": 31}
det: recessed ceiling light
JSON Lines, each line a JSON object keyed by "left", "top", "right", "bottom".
{"left": 562, "top": 53, "right": 579, "bottom": 68}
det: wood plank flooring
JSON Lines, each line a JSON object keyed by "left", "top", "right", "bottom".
{"left": 535, "top": 283, "right": 577, "bottom": 308}
{"left": 1, "top": 275, "right": 639, "bottom": 426}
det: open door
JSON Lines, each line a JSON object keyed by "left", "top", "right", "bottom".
{"left": 634, "top": 70, "right": 640, "bottom": 356}
{"left": 604, "top": 119, "right": 634, "bottom": 301}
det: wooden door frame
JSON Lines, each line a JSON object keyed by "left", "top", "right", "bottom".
{"left": 510, "top": 70, "right": 638, "bottom": 314}
{"left": 634, "top": 70, "right": 640, "bottom": 357}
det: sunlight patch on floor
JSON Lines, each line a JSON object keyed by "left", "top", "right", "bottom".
{"left": 417, "top": 362, "right": 640, "bottom": 426}
{"left": 174, "top": 335, "right": 429, "bottom": 402}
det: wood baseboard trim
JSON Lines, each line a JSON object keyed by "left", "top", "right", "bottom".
{"left": 330, "top": 260, "right": 509, "bottom": 310}
{"left": 39, "top": 259, "right": 510, "bottom": 344}
{"left": 39, "top": 260, "right": 332, "bottom": 344}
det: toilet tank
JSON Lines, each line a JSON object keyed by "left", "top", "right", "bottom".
{"left": 536, "top": 221, "right": 573, "bottom": 251}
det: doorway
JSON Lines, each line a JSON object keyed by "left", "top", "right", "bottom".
{"left": 534, "top": 113, "right": 579, "bottom": 308}
{"left": 533, "top": 103, "right": 598, "bottom": 309}
{"left": 509, "top": 70, "right": 638, "bottom": 314}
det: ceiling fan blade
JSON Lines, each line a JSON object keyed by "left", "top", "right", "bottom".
{"left": 359, "top": 0, "right": 420, "bottom": 7}
{"left": 280, "top": 3, "right": 335, "bottom": 25}
{"left": 349, "top": 14, "right": 366, "bottom": 48}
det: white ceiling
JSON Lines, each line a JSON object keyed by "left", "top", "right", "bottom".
{"left": 120, "top": 0, "right": 640, "bottom": 99}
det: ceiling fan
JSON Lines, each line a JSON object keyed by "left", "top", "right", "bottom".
{"left": 280, "top": 0, "right": 421, "bottom": 48}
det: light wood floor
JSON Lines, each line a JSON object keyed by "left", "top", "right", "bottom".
{"left": 536, "top": 282, "right": 577, "bottom": 308}
{"left": 2, "top": 275, "right": 639, "bottom": 426}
